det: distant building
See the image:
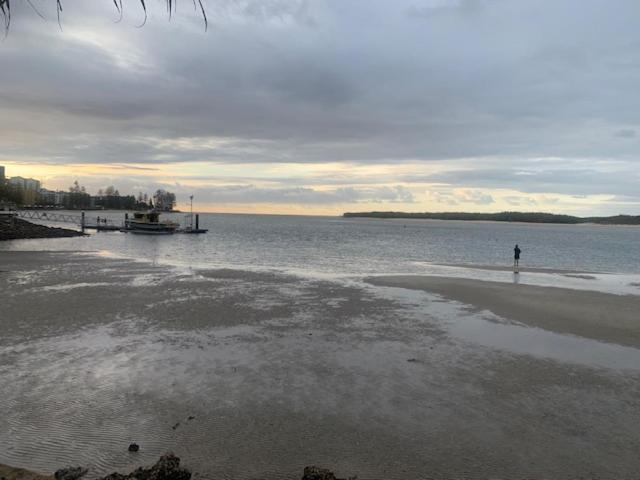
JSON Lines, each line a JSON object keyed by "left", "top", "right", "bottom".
{"left": 0, "top": 165, "right": 5, "bottom": 183}
{"left": 39, "top": 188, "right": 69, "bottom": 207}
{"left": 9, "top": 176, "right": 41, "bottom": 192}
{"left": 9, "top": 176, "right": 42, "bottom": 205}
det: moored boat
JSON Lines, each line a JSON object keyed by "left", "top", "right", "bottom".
{"left": 124, "top": 211, "right": 178, "bottom": 235}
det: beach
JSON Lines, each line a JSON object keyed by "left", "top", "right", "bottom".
{"left": 366, "top": 274, "right": 640, "bottom": 348}
{"left": 2, "top": 250, "right": 640, "bottom": 479}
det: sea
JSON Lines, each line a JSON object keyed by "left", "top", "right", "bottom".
{"left": 2, "top": 210, "right": 639, "bottom": 292}
{"left": 2, "top": 210, "right": 640, "bottom": 272}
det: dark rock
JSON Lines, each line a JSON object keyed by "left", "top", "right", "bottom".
{"left": 127, "top": 454, "right": 190, "bottom": 480}
{"left": 100, "top": 475, "right": 127, "bottom": 480}
{"left": 128, "top": 443, "right": 140, "bottom": 452}
{"left": 99, "top": 454, "right": 190, "bottom": 480}
{"left": 187, "top": 416, "right": 195, "bottom": 421}
{"left": 0, "top": 216, "right": 86, "bottom": 241}
{"left": 301, "top": 466, "right": 337, "bottom": 480}
{"left": 54, "top": 467, "right": 87, "bottom": 480}
{"left": 301, "top": 466, "right": 356, "bottom": 480}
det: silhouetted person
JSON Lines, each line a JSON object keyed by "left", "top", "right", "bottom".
{"left": 514, "top": 244, "right": 521, "bottom": 271}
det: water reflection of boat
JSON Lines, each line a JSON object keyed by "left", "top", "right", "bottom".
{"left": 124, "top": 211, "right": 178, "bottom": 235}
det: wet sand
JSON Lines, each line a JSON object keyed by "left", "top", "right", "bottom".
{"left": 366, "top": 275, "right": 640, "bottom": 348}
{"left": 2, "top": 252, "right": 640, "bottom": 479}
{"left": 433, "top": 262, "right": 599, "bottom": 275}
{"left": 0, "top": 464, "right": 51, "bottom": 480}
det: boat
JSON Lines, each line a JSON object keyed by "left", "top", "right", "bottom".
{"left": 124, "top": 211, "right": 179, "bottom": 235}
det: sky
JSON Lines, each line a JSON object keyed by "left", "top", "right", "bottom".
{"left": 1, "top": 0, "right": 639, "bottom": 215}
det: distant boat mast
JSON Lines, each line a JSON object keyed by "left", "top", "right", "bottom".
{"left": 190, "top": 195, "right": 194, "bottom": 228}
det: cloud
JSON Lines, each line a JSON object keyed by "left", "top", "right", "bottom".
{"left": 614, "top": 129, "right": 637, "bottom": 139}
{"left": 425, "top": 187, "right": 493, "bottom": 206}
{"left": 2, "top": 1, "right": 640, "bottom": 214}
{"left": 425, "top": 166, "right": 640, "bottom": 198}
{"left": 504, "top": 195, "right": 538, "bottom": 207}
{"left": 458, "top": 189, "right": 494, "bottom": 205}
{"left": 189, "top": 184, "right": 414, "bottom": 204}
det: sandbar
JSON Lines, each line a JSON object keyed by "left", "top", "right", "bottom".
{"left": 366, "top": 275, "right": 640, "bottom": 348}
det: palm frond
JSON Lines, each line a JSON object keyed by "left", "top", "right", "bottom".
{"left": 0, "top": 0, "right": 208, "bottom": 34}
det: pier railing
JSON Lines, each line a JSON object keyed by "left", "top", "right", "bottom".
{"left": 15, "top": 210, "right": 120, "bottom": 230}
{"left": 17, "top": 210, "right": 83, "bottom": 224}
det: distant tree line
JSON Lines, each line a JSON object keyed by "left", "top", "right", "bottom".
{"left": 343, "top": 211, "right": 640, "bottom": 225}
{"left": 2, "top": 178, "right": 177, "bottom": 211}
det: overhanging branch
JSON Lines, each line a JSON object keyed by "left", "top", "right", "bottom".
{"left": 0, "top": 0, "right": 208, "bottom": 34}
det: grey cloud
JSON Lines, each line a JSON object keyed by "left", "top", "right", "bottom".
{"left": 504, "top": 195, "right": 538, "bottom": 207}
{"left": 188, "top": 184, "right": 414, "bottom": 204}
{"left": 614, "top": 129, "right": 637, "bottom": 139}
{"left": 425, "top": 167, "right": 640, "bottom": 198}
{"left": 238, "top": 0, "right": 313, "bottom": 24}
{"left": 425, "top": 187, "right": 493, "bottom": 206}
{"left": 2, "top": 0, "right": 640, "bottom": 211}
{"left": 260, "top": 59, "right": 357, "bottom": 107}
{"left": 407, "top": 0, "right": 483, "bottom": 19}
{"left": 458, "top": 189, "right": 494, "bottom": 205}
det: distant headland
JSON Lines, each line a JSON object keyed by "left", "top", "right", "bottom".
{"left": 343, "top": 211, "right": 640, "bottom": 225}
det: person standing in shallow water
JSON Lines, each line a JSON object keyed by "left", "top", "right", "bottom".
{"left": 514, "top": 244, "right": 521, "bottom": 271}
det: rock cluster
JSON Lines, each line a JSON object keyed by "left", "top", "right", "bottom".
{"left": 54, "top": 467, "right": 87, "bottom": 480}
{"left": 0, "top": 216, "right": 85, "bottom": 241}
{"left": 2, "top": 455, "right": 353, "bottom": 480}
{"left": 301, "top": 466, "right": 355, "bottom": 480}
{"left": 301, "top": 466, "right": 339, "bottom": 480}
{"left": 100, "top": 454, "right": 190, "bottom": 480}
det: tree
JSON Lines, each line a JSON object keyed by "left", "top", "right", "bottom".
{"left": 0, "top": 182, "right": 22, "bottom": 205}
{"left": 153, "top": 189, "right": 176, "bottom": 211}
{"left": 1, "top": 1, "right": 207, "bottom": 33}
{"left": 69, "top": 180, "right": 83, "bottom": 193}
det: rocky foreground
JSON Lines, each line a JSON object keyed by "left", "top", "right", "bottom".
{"left": 0, "top": 215, "right": 85, "bottom": 241}
{"left": 0, "top": 455, "right": 353, "bottom": 480}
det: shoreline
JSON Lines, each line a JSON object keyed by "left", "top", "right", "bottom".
{"left": 0, "top": 457, "right": 344, "bottom": 480}
{"left": 0, "top": 216, "right": 85, "bottom": 241}
{"left": 430, "top": 262, "right": 601, "bottom": 275}
{"left": 0, "top": 464, "right": 52, "bottom": 480}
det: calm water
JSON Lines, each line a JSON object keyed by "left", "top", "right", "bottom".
{"left": 2, "top": 212, "right": 639, "bottom": 275}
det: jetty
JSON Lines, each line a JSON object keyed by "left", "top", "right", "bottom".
{"left": 10, "top": 210, "right": 207, "bottom": 235}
